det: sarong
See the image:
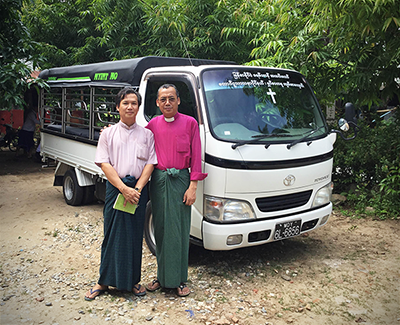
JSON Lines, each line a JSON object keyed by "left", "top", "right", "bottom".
{"left": 150, "top": 168, "right": 191, "bottom": 288}
{"left": 98, "top": 176, "right": 148, "bottom": 291}
{"left": 18, "top": 130, "right": 34, "bottom": 151}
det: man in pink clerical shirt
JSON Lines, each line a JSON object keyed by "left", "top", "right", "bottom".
{"left": 146, "top": 84, "right": 207, "bottom": 297}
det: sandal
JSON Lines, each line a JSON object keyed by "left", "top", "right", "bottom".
{"left": 133, "top": 284, "right": 146, "bottom": 296}
{"left": 146, "top": 279, "right": 161, "bottom": 292}
{"left": 84, "top": 285, "right": 107, "bottom": 301}
{"left": 177, "top": 283, "right": 190, "bottom": 297}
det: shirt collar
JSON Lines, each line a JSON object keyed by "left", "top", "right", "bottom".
{"left": 164, "top": 112, "right": 180, "bottom": 123}
{"left": 119, "top": 120, "right": 137, "bottom": 130}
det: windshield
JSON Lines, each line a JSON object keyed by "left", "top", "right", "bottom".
{"left": 202, "top": 68, "right": 327, "bottom": 143}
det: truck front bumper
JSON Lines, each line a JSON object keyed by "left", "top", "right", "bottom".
{"left": 201, "top": 203, "right": 332, "bottom": 251}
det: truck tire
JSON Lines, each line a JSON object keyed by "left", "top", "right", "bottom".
{"left": 63, "top": 169, "right": 83, "bottom": 206}
{"left": 144, "top": 202, "right": 156, "bottom": 255}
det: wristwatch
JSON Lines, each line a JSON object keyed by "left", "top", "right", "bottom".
{"left": 135, "top": 187, "right": 141, "bottom": 192}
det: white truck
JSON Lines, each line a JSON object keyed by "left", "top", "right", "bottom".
{"left": 39, "top": 56, "right": 356, "bottom": 254}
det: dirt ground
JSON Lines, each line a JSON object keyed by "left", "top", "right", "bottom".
{"left": 0, "top": 149, "right": 399, "bottom": 325}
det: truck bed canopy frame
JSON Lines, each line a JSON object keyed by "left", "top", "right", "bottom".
{"left": 39, "top": 56, "right": 236, "bottom": 88}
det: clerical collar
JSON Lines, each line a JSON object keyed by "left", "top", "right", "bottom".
{"left": 164, "top": 116, "right": 175, "bottom": 122}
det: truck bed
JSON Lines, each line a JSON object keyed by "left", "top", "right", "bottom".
{"left": 41, "top": 125, "right": 103, "bottom": 178}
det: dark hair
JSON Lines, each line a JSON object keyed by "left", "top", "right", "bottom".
{"left": 116, "top": 87, "right": 142, "bottom": 107}
{"left": 157, "top": 84, "right": 180, "bottom": 98}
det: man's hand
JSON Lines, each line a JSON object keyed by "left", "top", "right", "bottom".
{"left": 120, "top": 186, "right": 141, "bottom": 205}
{"left": 183, "top": 181, "right": 198, "bottom": 206}
{"left": 100, "top": 162, "right": 141, "bottom": 205}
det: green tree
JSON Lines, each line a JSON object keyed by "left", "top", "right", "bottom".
{"left": 22, "top": 0, "right": 108, "bottom": 68}
{"left": 223, "top": 0, "right": 400, "bottom": 108}
{"left": 0, "top": 0, "right": 45, "bottom": 109}
{"left": 22, "top": 0, "right": 155, "bottom": 65}
{"left": 143, "top": 0, "right": 251, "bottom": 62}
{"left": 88, "top": 0, "right": 149, "bottom": 60}
{"left": 21, "top": 0, "right": 252, "bottom": 67}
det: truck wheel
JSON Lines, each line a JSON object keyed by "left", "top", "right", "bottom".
{"left": 144, "top": 202, "right": 156, "bottom": 255}
{"left": 63, "top": 169, "right": 83, "bottom": 206}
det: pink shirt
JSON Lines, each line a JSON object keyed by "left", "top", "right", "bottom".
{"left": 146, "top": 113, "right": 207, "bottom": 181}
{"left": 95, "top": 121, "right": 157, "bottom": 179}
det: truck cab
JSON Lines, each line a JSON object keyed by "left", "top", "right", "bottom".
{"left": 136, "top": 64, "right": 335, "bottom": 252}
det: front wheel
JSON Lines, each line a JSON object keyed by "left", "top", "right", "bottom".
{"left": 8, "top": 138, "right": 18, "bottom": 152}
{"left": 144, "top": 202, "right": 156, "bottom": 255}
{"left": 63, "top": 169, "right": 83, "bottom": 206}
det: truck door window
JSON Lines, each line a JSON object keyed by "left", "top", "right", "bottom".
{"left": 144, "top": 80, "right": 198, "bottom": 122}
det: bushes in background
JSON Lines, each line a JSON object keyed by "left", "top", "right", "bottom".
{"left": 333, "top": 112, "right": 400, "bottom": 219}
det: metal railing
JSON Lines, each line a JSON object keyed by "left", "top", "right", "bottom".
{"left": 40, "top": 87, "right": 121, "bottom": 142}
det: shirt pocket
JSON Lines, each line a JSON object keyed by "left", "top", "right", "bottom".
{"left": 176, "top": 135, "right": 190, "bottom": 153}
{"left": 137, "top": 144, "right": 149, "bottom": 161}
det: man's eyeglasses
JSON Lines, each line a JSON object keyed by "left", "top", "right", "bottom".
{"left": 158, "top": 96, "right": 177, "bottom": 104}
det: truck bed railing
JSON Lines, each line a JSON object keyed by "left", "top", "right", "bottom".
{"left": 40, "top": 87, "right": 121, "bottom": 143}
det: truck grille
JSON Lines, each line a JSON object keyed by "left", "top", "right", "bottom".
{"left": 255, "top": 190, "right": 313, "bottom": 212}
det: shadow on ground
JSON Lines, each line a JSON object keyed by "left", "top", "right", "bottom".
{"left": 188, "top": 234, "right": 322, "bottom": 278}
{"left": 0, "top": 149, "right": 51, "bottom": 175}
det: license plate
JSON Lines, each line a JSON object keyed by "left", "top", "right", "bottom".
{"left": 273, "top": 220, "right": 301, "bottom": 240}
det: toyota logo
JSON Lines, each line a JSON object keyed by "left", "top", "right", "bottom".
{"left": 283, "top": 175, "right": 296, "bottom": 186}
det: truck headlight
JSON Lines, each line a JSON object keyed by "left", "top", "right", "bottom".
{"left": 204, "top": 196, "right": 255, "bottom": 223}
{"left": 312, "top": 183, "right": 333, "bottom": 207}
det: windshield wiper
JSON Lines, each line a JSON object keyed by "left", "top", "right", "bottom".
{"left": 232, "top": 133, "right": 292, "bottom": 149}
{"left": 286, "top": 126, "right": 325, "bottom": 149}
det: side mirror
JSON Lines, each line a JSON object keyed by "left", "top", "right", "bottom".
{"left": 330, "top": 103, "right": 359, "bottom": 140}
{"left": 338, "top": 118, "right": 349, "bottom": 132}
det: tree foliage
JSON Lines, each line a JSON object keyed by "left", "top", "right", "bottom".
{"left": 222, "top": 0, "right": 400, "bottom": 108}
{"left": 0, "top": 0, "right": 46, "bottom": 109}
{"left": 142, "top": 0, "right": 251, "bottom": 62}
{"left": 9, "top": 0, "right": 400, "bottom": 108}
{"left": 87, "top": 0, "right": 149, "bottom": 59}
{"left": 22, "top": 0, "right": 108, "bottom": 68}
{"left": 22, "top": 0, "right": 253, "bottom": 64}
